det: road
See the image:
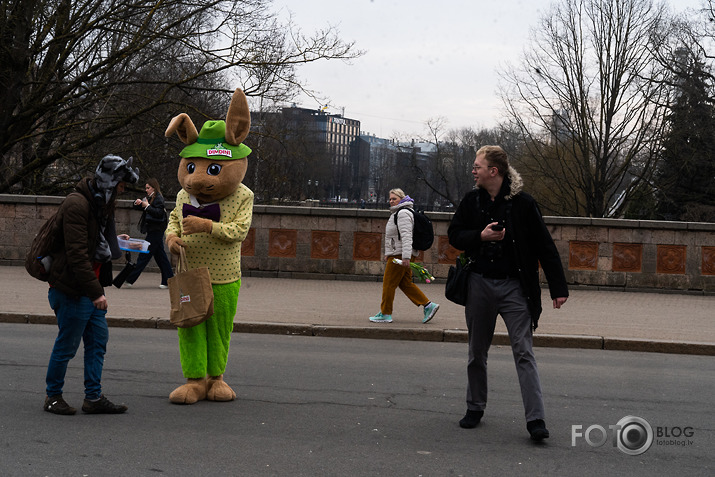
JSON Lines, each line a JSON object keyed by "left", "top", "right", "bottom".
{"left": 0, "top": 323, "right": 713, "bottom": 476}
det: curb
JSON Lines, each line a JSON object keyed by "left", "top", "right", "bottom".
{"left": 1, "top": 312, "right": 713, "bottom": 356}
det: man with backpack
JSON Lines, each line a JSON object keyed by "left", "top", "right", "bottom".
{"left": 42, "top": 155, "right": 138, "bottom": 415}
{"left": 368, "top": 188, "right": 439, "bottom": 324}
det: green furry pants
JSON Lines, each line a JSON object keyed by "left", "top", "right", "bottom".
{"left": 177, "top": 280, "right": 240, "bottom": 378}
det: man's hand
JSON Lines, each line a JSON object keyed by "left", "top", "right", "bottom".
{"left": 553, "top": 297, "right": 568, "bottom": 309}
{"left": 182, "top": 216, "right": 213, "bottom": 235}
{"left": 93, "top": 295, "right": 108, "bottom": 310}
{"left": 400, "top": 258, "right": 410, "bottom": 268}
{"left": 481, "top": 222, "right": 506, "bottom": 241}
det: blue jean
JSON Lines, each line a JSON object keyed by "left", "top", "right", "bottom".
{"left": 46, "top": 287, "right": 109, "bottom": 400}
{"left": 126, "top": 229, "right": 174, "bottom": 286}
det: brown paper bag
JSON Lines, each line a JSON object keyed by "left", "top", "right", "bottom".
{"left": 168, "top": 248, "right": 214, "bottom": 328}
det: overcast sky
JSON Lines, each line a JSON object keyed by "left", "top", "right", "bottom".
{"left": 271, "top": 0, "right": 704, "bottom": 138}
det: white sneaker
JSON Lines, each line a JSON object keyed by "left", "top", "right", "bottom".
{"left": 159, "top": 284, "right": 168, "bottom": 289}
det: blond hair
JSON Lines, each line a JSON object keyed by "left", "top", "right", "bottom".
{"left": 476, "top": 145, "right": 509, "bottom": 176}
{"left": 389, "top": 188, "right": 405, "bottom": 199}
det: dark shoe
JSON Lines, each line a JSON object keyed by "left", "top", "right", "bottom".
{"left": 82, "top": 395, "right": 128, "bottom": 414}
{"left": 459, "top": 409, "right": 484, "bottom": 429}
{"left": 527, "top": 419, "right": 550, "bottom": 441}
{"left": 44, "top": 395, "right": 76, "bottom": 415}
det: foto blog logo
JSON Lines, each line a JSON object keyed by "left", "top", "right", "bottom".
{"left": 572, "top": 415, "right": 654, "bottom": 455}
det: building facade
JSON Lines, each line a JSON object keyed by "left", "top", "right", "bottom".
{"left": 275, "top": 105, "right": 363, "bottom": 201}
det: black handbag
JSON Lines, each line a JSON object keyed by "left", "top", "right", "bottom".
{"left": 445, "top": 256, "right": 472, "bottom": 306}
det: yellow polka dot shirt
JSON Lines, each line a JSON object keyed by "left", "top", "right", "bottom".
{"left": 167, "top": 184, "right": 254, "bottom": 284}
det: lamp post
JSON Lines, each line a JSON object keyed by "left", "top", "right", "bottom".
{"left": 307, "top": 180, "right": 319, "bottom": 200}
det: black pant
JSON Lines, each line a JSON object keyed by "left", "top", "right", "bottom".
{"left": 126, "top": 229, "right": 174, "bottom": 285}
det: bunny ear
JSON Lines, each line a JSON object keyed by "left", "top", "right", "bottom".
{"left": 165, "top": 113, "right": 199, "bottom": 145}
{"left": 224, "top": 89, "right": 251, "bottom": 146}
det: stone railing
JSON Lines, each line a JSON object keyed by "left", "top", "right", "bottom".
{"left": 2, "top": 194, "right": 714, "bottom": 292}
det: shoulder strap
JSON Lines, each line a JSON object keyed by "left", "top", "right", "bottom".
{"left": 394, "top": 208, "right": 414, "bottom": 241}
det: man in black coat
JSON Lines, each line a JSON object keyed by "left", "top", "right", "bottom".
{"left": 448, "top": 145, "right": 568, "bottom": 441}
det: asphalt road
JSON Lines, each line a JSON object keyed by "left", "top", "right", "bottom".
{"left": 1, "top": 323, "right": 713, "bottom": 476}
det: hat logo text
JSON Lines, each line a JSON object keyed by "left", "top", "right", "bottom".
{"left": 207, "top": 142, "right": 232, "bottom": 158}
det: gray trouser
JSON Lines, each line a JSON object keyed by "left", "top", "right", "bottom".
{"left": 464, "top": 272, "right": 545, "bottom": 422}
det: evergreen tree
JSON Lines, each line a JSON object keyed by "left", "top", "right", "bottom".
{"left": 656, "top": 59, "right": 715, "bottom": 222}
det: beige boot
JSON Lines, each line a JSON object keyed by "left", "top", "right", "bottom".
{"left": 206, "top": 375, "right": 236, "bottom": 402}
{"left": 169, "top": 377, "right": 207, "bottom": 404}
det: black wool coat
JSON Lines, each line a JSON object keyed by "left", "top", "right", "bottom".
{"left": 136, "top": 193, "right": 168, "bottom": 234}
{"left": 447, "top": 171, "right": 568, "bottom": 330}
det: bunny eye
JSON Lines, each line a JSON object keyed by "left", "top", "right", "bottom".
{"left": 207, "top": 163, "right": 222, "bottom": 176}
{"left": 186, "top": 162, "right": 196, "bottom": 174}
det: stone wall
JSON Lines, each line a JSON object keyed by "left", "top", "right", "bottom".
{"left": 2, "top": 194, "right": 714, "bottom": 292}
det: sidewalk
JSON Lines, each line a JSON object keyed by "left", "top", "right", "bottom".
{"left": 1, "top": 265, "right": 714, "bottom": 355}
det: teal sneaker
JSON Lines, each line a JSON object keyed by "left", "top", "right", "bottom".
{"left": 423, "top": 302, "right": 440, "bottom": 323}
{"left": 369, "top": 312, "right": 392, "bottom": 323}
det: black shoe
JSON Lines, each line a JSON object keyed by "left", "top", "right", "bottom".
{"left": 44, "top": 395, "right": 76, "bottom": 415}
{"left": 82, "top": 395, "right": 128, "bottom": 414}
{"left": 527, "top": 419, "right": 550, "bottom": 441}
{"left": 459, "top": 410, "right": 484, "bottom": 429}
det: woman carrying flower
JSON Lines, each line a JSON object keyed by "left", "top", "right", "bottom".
{"left": 369, "top": 188, "right": 440, "bottom": 324}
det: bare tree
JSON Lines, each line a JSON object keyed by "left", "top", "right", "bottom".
{"left": 499, "top": 0, "right": 673, "bottom": 217}
{"left": 0, "top": 0, "right": 358, "bottom": 194}
{"left": 408, "top": 119, "right": 517, "bottom": 207}
{"left": 367, "top": 138, "right": 400, "bottom": 205}
{"left": 661, "top": 0, "right": 715, "bottom": 71}
{"left": 412, "top": 118, "right": 465, "bottom": 206}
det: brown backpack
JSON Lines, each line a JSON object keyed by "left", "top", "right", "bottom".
{"left": 24, "top": 197, "right": 71, "bottom": 281}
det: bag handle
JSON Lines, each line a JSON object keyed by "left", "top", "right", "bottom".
{"left": 177, "top": 247, "right": 189, "bottom": 274}
{"left": 458, "top": 254, "right": 474, "bottom": 270}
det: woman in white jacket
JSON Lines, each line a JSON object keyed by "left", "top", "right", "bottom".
{"left": 369, "top": 188, "right": 439, "bottom": 323}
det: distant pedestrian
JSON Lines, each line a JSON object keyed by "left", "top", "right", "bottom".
{"left": 44, "top": 154, "right": 137, "bottom": 415}
{"left": 369, "top": 188, "right": 439, "bottom": 324}
{"left": 448, "top": 145, "right": 568, "bottom": 440}
{"left": 124, "top": 178, "right": 174, "bottom": 288}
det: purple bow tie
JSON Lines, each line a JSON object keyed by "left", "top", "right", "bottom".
{"left": 183, "top": 203, "right": 221, "bottom": 222}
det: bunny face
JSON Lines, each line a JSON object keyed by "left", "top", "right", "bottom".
{"left": 177, "top": 156, "right": 248, "bottom": 204}
{"left": 165, "top": 88, "right": 252, "bottom": 205}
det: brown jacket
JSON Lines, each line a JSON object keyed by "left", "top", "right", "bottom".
{"left": 47, "top": 179, "right": 114, "bottom": 300}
